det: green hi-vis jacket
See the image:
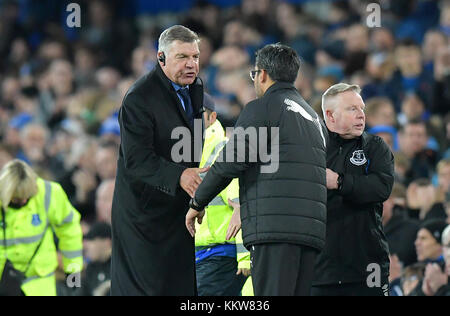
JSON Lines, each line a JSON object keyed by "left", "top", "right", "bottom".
{"left": 0, "top": 178, "right": 83, "bottom": 296}
{"left": 195, "top": 120, "right": 250, "bottom": 270}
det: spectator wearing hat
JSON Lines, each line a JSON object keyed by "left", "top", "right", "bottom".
{"left": 415, "top": 219, "right": 448, "bottom": 264}
{"left": 369, "top": 125, "right": 399, "bottom": 153}
{"left": 194, "top": 93, "right": 251, "bottom": 296}
{"left": 79, "top": 222, "right": 112, "bottom": 296}
{"left": 4, "top": 113, "right": 33, "bottom": 154}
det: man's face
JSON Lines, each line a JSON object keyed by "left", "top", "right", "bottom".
{"left": 371, "top": 103, "right": 395, "bottom": 127}
{"left": 443, "top": 233, "right": 450, "bottom": 275}
{"left": 438, "top": 164, "right": 450, "bottom": 194}
{"left": 415, "top": 228, "right": 442, "bottom": 261}
{"left": 395, "top": 46, "right": 422, "bottom": 74}
{"left": 401, "top": 124, "right": 427, "bottom": 156}
{"left": 253, "top": 67, "right": 264, "bottom": 98}
{"left": 162, "top": 40, "right": 200, "bottom": 86}
{"left": 330, "top": 91, "right": 365, "bottom": 139}
{"left": 95, "top": 148, "right": 117, "bottom": 181}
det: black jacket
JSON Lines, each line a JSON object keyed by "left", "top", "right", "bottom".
{"left": 384, "top": 212, "right": 419, "bottom": 267}
{"left": 313, "top": 131, "right": 394, "bottom": 285}
{"left": 111, "top": 64, "right": 204, "bottom": 295}
{"left": 195, "top": 82, "right": 328, "bottom": 251}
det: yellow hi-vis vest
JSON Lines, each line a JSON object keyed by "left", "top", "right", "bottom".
{"left": 0, "top": 178, "right": 83, "bottom": 296}
{"left": 195, "top": 120, "right": 250, "bottom": 271}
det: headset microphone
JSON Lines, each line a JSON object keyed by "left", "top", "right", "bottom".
{"left": 158, "top": 53, "right": 166, "bottom": 65}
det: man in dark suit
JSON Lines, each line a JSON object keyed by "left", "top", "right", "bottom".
{"left": 111, "top": 25, "right": 208, "bottom": 295}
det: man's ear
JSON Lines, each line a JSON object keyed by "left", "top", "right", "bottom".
{"left": 260, "top": 69, "right": 268, "bottom": 83}
{"left": 326, "top": 109, "right": 335, "bottom": 123}
{"left": 210, "top": 111, "right": 217, "bottom": 125}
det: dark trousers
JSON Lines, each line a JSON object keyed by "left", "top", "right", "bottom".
{"left": 250, "top": 243, "right": 318, "bottom": 296}
{"left": 196, "top": 256, "right": 247, "bottom": 296}
{"left": 311, "top": 280, "right": 390, "bottom": 296}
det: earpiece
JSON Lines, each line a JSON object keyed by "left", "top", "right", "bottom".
{"left": 158, "top": 52, "right": 166, "bottom": 66}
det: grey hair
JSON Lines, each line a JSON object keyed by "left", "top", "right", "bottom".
{"left": 158, "top": 25, "right": 200, "bottom": 55}
{"left": 0, "top": 159, "right": 38, "bottom": 208}
{"left": 443, "top": 225, "right": 450, "bottom": 244}
{"left": 321, "top": 83, "right": 361, "bottom": 120}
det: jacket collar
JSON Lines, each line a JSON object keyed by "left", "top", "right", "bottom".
{"left": 327, "top": 127, "right": 370, "bottom": 148}
{"left": 153, "top": 63, "right": 204, "bottom": 130}
{"left": 263, "top": 81, "right": 295, "bottom": 97}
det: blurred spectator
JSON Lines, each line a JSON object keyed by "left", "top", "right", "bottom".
{"left": 368, "top": 125, "right": 399, "bottom": 152}
{"left": 394, "top": 151, "right": 412, "bottom": 185}
{"left": 431, "top": 45, "right": 450, "bottom": 116}
{"left": 398, "top": 92, "right": 430, "bottom": 127}
{"left": 398, "top": 120, "right": 439, "bottom": 184}
{"left": 421, "top": 224, "right": 450, "bottom": 296}
{"left": 401, "top": 262, "right": 426, "bottom": 296}
{"left": 407, "top": 178, "right": 447, "bottom": 222}
{"left": 80, "top": 222, "right": 112, "bottom": 296}
{"left": 17, "top": 123, "right": 52, "bottom": 177}
{"left": 422, "top": 29, "right": 448, "bottom": 73}
{"left": 38, "top": 59, "right": 75, "bottom": 128}
{"left": 4, "top": 112, "right": 33, "bottom": 153}
{"left": 436, "top": 158, "right": 450, "bottom": 203}
{"left": 383, "top": 182, "right": 419, "bottom": 267}
{"left": 0, "top": 144, "right": 14, "bottom": 169}
{"left": 365, "top": 97, "right": 396, "bottom": 129}
{"left": 415, "top": 219, "right": 447, "bottom": 263}
{"left": 95, "top": 179, "right": 115, "bottom": 224}
{"left": 385, "top": 39, "right": 434, "bottom": 112}
{"left": 58, "top": 137, "right": 99, "bottom": 223}
{"left": 95, "top": 141, "right": 118, "bottom": 181}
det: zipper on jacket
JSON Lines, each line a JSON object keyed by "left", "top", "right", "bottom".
{"left": 339, "top": 146, "right": 342, "bottom": 155}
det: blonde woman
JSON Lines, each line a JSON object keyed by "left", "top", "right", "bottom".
{"left": 0, "top": 159, "right": 83, "bottom": 296}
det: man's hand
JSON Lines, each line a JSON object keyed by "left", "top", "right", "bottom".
{"left": 185, "top": 208, "right": 205, "bottom": 237}
{"left": 180, "top": 167, "right": 210, "bottom": 197}
{"left": 226, "top": 199, "right": 241, "bottom": 240}
{"left": 326, "top": 168, "right": 339, "bottom": 190}
{"left": 236, "top": 268, "right": 251, "bottom": 277}
{"left": 389, "top": 254, "right": 403, "bottom": 283}
{"left": 422, "top": 263, "right": 447, "bottom": 296}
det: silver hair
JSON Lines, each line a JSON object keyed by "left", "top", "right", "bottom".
{"left": 321, "top": 83, "right": 361, "bottom": 120}
{"left": 158, "top": 25, "right": 199, "bottom": 55}
{"left": 443, "top": 224, "right": 450, "bottom": 244}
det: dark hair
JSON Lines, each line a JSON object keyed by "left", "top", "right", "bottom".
{"left": 255, "top": 43, "right": 300, "bottom": 84}
{"left": 396, "top": 38, "right": 419, "bottom": 49}
{"left": 398, "top": 119, "right": 428, "bottom": 135}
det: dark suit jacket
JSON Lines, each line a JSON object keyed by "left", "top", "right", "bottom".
{"left": 111, "top": 64, "right": 204, "bottom": 295}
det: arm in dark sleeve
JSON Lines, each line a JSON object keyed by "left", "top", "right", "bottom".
{"left": 339, "top": 136, "right": 394, "bottom": 204}
{"left": 119, "top": 92, "right": 186, "bottom": 196}
{"left": 195, "top": 99, "right": 267, "bottom": 208}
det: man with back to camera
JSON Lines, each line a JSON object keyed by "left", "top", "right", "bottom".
{"left": 111, "top": 25, "right": 208, "bottom": 296}
{"left": 186, "top": 43, "right": 328, "bottom": 296}
{"left": 312, "top": 83, "right": 395, "bottom": 296}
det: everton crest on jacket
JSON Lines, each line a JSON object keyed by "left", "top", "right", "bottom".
{"left": 313, "top": 130, "right": 394, "bottom": 286}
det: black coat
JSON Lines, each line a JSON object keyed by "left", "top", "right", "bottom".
{"left": 194, "top": 82, "right": 328, "bottom": 251}
{"left": 313, "top": 131, "right": 394, "bottom": 286}
{"left": 384, "top": 212, "right": 419, "bottom": 267}
{"left": 111, "top": 64, "right": 204, "bottom": 295}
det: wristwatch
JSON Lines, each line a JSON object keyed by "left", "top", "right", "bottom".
{"left": 189, "top": 198, "right": 203, "bottom": 212}
{"left": 337, "top": 173, "right": 344, "bottom": 191}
